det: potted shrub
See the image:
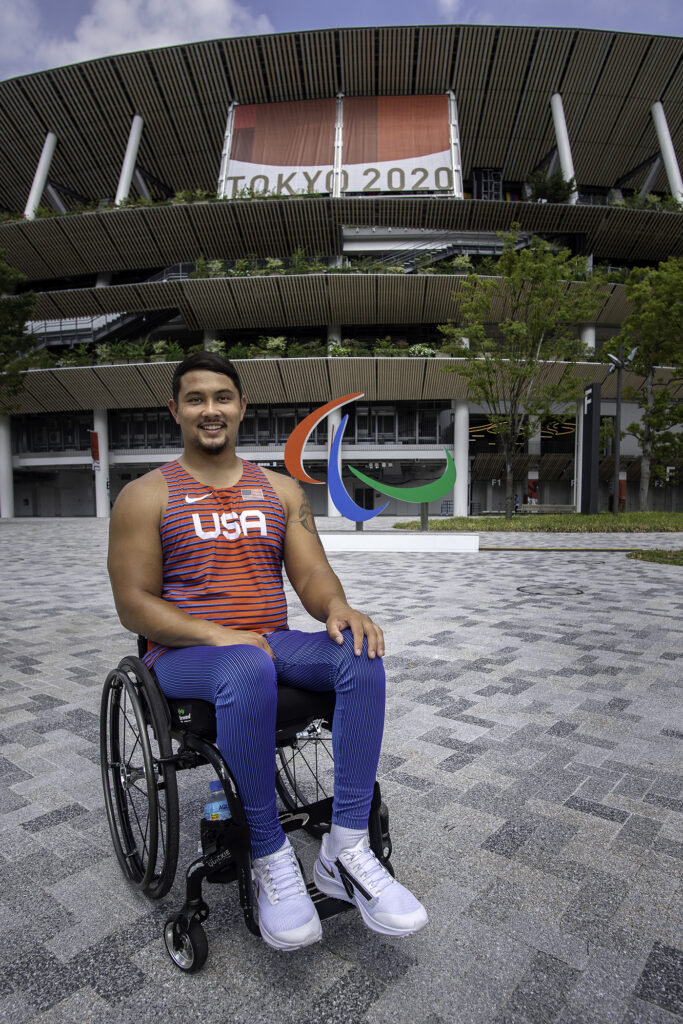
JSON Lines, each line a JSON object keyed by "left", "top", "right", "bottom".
{"left": 165, "top": 341, "right": 185, "bottom": 362}
{"left": 151, "top": 339, "right": 168, "bottom": 362}
{"left": 96, "top": 343, "right": 114, "bottom": 365}
{"left": 204, "top": 338, "right": 227, "bottom": 356}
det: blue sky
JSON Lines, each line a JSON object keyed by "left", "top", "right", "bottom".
{"left": 1, "top": 0, "right": 681, "bottom": 81}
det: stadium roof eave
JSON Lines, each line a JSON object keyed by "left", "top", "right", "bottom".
{"left": 2, "top": 357, "right": 667, "bottom": 416}
{"left": 1, "top": 199, "right": 681, "bottom": 285}
{"left": 0, "top": 25, "right": 680, "bottom": 212}
{"left": 22, "top": 272, "right": 631, "bottom": 331}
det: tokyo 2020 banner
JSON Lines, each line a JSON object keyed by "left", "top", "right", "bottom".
{"left": 222, "top": 95, "right": 454, "bottom": 197}
{"left": 283, "top": 393, "right": 456, "bottom": 523}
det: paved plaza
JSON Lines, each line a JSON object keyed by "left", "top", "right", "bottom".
{"left": 0, "top": 518, "right": 682, "bottom": 1024}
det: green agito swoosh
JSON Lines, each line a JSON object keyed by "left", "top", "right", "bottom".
{"left": 348, "top": 449, "right": 456, "bottom": 501}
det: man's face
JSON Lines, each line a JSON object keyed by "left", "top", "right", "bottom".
{"left": 169, "top": 370, "right": 246, "bottom": 455}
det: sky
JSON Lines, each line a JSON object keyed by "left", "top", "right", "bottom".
{"left": 0, "top": 0, "right": 681, "bottom": 81}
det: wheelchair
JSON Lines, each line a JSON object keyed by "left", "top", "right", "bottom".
{"left": 100, "top": 641, "right": 393, "bottom": 972}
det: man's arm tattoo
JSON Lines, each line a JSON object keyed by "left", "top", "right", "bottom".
{"left": 297, "top": 493, "right": 319, "bottom": 536}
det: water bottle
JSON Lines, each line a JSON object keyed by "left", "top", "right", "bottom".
{"left": 204, "top": 779, "right": 231, "bottom": 821}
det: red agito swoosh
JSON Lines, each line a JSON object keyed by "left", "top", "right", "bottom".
{"left": 283, "top": 392, "right": 364, "bottom": 484}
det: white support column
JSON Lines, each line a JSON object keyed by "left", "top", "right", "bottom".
{"left": 650, "top": 102, "right": 683, "bottom": 202}
{"left": 93, "top": 409, "right": 110, "bottom": 518}
{"left": 217, "top": 102, "right": 236, "bottom": 198}
{"left": 24, "top": 131, "right": 58, "bottom": 220}
{"left": 580, "top": 324, "right": 596, "bottom": 352}
{"left": 447, "top": 92, "right": 464, "bottom": 199}
{"left": 453, "top": 400, "right": 469, "bottom": 516}
{"left": 639, "top": 155, "right": 663, "bottom": 199}
{"left": 332, "top": 94, "right": 344, "bottom": 198}
{"left": 0, "top": 416, "right": 14, "bottom": 519}
{"left": 45, "top": 183, "right": 67, "bottom": 214}
{"left": 134, "top": 168, "right": 151, "bottom": 201}
{"left": 550, "top": 93, "right": 578, "bottom": 205}
{"left": 115, "top": 114, "right": 144, "bottom": 205}
{"left": 327, "top": 407, "right": 342, "bottom": 517}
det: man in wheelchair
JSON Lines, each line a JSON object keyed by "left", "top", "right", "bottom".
{"left": 107, "top": 351, "right": 427, "bottom": 951}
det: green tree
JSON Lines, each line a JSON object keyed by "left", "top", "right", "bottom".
{"left": 0, "top": 250, "right": 37, "bottom": 408}
{"left": 613, "top": 257, "right": 683, "bottom": 510}
{"left": 440, "top": 228, "right": 607, "bottom": 517}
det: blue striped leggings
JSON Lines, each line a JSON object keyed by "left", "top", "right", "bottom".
{"left": 152, "top": 629, "right": 385, "bottom": 858}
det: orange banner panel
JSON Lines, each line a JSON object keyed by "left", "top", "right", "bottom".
{"left": 232, "top": 100, "right": 336, "bottom": 167}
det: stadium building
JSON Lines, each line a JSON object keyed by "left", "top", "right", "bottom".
{"left": 0, "top": 24, "right": 681, "bottom": 518}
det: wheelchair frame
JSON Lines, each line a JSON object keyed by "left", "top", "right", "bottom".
{"left": 100, "top": 651, "right": 393, "bottom": 971}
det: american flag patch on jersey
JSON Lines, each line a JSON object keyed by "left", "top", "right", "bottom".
{"left": 241, "top": 488, "right": 265, "bottom": 500}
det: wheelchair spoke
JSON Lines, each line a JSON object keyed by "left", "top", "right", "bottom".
{"left": 127, "top": 784, "right": 152, "bottom": 861}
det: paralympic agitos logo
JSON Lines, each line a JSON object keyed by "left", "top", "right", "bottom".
{"left": 283, "top": 393, "right": 456, "bottom": 523}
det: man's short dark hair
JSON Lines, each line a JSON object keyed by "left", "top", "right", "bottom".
{"left": 171, "top": 351, "right": 243, "bottom": 402}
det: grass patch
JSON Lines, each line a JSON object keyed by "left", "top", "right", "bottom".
{"left": 393, "top": 512, "right": 683, "bottom": 533}
{"left": 627, "top": 549, "right": 683, "bottom": 565}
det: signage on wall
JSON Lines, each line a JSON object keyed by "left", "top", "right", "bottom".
{"left": 222, "top": 95, "right": 456, "bottom": 198}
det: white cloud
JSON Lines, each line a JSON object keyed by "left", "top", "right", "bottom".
{"left": 1, "top": 0, "right": 274, "bottom": 80}
{"left": 435, "top": 0, "right": 494, "bottom": 23}
{"left": 436, "top": 0, "right": 463, "bottom": 16}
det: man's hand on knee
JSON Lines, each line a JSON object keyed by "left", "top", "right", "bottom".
{"left": 325, "top": 603, "right": 385, "bottom": 659}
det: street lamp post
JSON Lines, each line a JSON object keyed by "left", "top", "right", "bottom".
{"left": 606, "top": 346, "right": 637, "bottom": 517}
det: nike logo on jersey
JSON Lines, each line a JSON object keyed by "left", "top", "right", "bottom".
{"left": 185, "top": 493, "right": 212, "bottom": 503}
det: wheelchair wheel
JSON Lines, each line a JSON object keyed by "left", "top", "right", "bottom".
{"left": 275, "top": 719, "right": 334, "bottom": 838}
{"left": 164, "top": 916, "right": 208, "bottom": 973}
{"left": 100, "top": 658, "right": 179, "bottom": 898}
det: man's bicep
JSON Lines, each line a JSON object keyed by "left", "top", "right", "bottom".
{"left": 282, "top": 482, "right": 335, "bottom": 592}
{"left": 108, "top": 484, "right": 163, "bottom": 608}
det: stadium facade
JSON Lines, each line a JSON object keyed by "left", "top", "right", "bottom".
{"left": 0, "top": 24, "right": 681, "bottom": 519}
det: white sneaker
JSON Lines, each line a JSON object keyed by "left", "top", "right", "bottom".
{"left": 252, "top": 839, "right": 322, "bottom": 951}
{"left": 314, "top": 833, "right": 428, "bottom": 937}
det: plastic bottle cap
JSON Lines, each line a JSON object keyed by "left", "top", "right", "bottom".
{"left": 210, "top": 780, "right": 223, "bottom": 792}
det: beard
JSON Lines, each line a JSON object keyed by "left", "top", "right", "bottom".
{"left": 199, "top": 435, "right": 229, "bottom": 454}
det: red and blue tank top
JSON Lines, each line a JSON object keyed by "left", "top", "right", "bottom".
{"left": 144, "top": 460, "right": 289, "bottom": 667}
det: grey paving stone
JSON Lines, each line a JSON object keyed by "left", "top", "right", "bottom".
{"left": 634, "top": 941, "right": 683, "bottom": 1017}
{"left": 2, "top": 519, "right": 682, "bottom": 1024}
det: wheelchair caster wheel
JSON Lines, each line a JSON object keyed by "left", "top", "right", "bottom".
{"left": 164, "top": 916, "right": 208, "bottom": 973}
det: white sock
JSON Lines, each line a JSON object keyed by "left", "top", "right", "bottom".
{"left": 326, "top": 824, "right": 367, "bottom": 860}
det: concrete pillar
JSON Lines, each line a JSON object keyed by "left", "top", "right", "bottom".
{"left": 550, "top": 93, "right": 578, "bottom": 204}
{"left": 327, "top": 407, "right": 342, "bottom": 517}
{"left": 134, "top": 168, "right": 151, "bottom": 201}
{"left": 115, "top": 114, "right": 144, "bottom": 205}
{"left": 327, "top": 325, "right": 342, "bottom": 351}
{"left": 650, "top": 102, "right": 683, "bottom": 202}
{"left": 0, "top": 416, "right": 14, "bottom": 519}
{"left": 45, "top": 184, "right": 67, "bottom": 214}
{"left": 580, "top": 324, "right": 596, "bottom": 352}
{"left": 93, "top": 409, "right": 110, "bottom": 518}
{"left": 333, "top": 94, "right": 344, "bottom": 198}
{"left": 453, "top": 400, "right": 469, "bottom": 516}
{"left": 24, "top": 131, "right": 57, "bottom": 220}
{"left": 217, "top": 102, "right": 237, "bottom": 199}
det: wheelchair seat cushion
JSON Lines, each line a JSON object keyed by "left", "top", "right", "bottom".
{"left": 166, "top": 686, "right": 335, "bottom": 741}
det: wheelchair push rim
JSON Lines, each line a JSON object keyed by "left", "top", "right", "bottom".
{"left": 100, "top": 663, "right": 179, "bottom": 897}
